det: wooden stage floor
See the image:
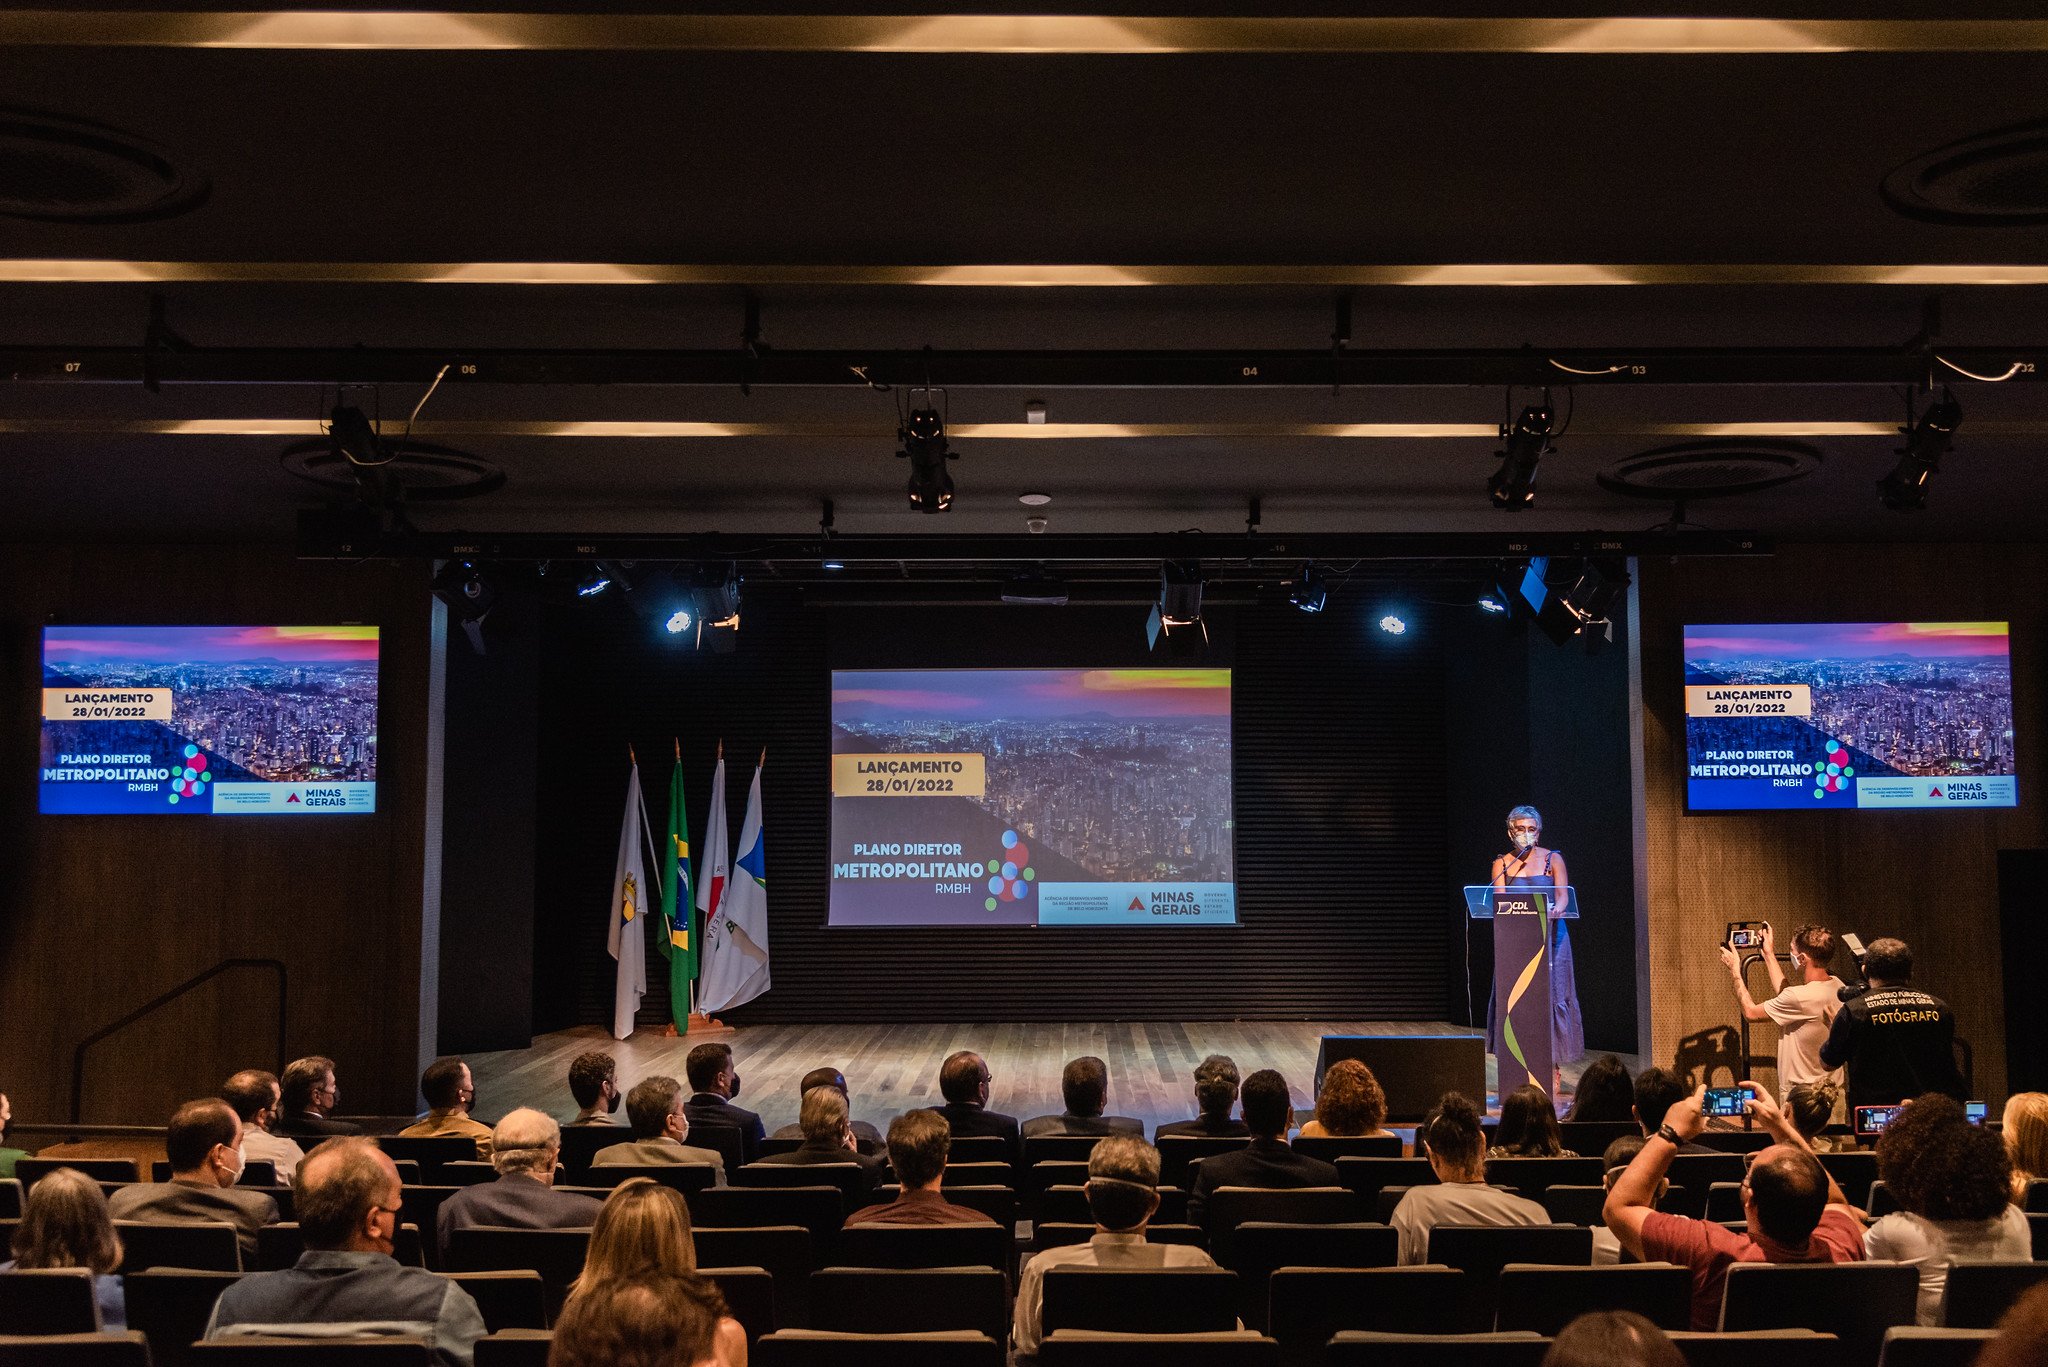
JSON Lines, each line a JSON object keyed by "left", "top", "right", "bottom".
{"left": 467, "top": 1021, "right": 1627, "bottom": 1137}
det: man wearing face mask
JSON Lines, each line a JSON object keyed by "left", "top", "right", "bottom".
{"left": 109, "top": 1097, "right": 280, "bottom": 1262}
{"left": 566, "top": 1052, "right": 622, "bottom": 1126}
{"left": 1719, "top": 923, "right": 1846, "bottom": 1106}
{"left": 683, "top": 1042, "right": 765, "bottom": 1165}
{"left": 1487, "top": 805, "right": 1584, "bottom": 1076}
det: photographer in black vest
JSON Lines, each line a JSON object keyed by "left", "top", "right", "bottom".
{"left": 1818, "top": 937, "right": 1966, "bottom": 1115}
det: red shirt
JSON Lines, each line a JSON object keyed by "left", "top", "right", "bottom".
{"left": 1640, "top": 1206, "right": 1865, "bottom": 1329}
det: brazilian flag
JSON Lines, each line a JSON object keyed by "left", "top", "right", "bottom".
{"left": 657, "top": 744, "right": 698, "bottom": 1023}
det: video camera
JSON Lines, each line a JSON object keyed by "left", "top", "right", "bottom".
{"left": 1837, "top": 930, "right": 1870, "bottom": 1000}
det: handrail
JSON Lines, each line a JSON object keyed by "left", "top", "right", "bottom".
{"left": 71, "top": 958, "right": 287, "bottom": 1123}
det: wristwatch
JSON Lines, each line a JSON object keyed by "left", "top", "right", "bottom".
{"left": 1656, "top": 1124, "right": 1683, "bottom": 1146}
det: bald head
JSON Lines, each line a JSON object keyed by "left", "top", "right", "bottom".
{"left": 297, "top": 1138, "right": 400, "bottom": 1252}
{"left": 1743, "top": 1143, "right": 1830, "bottom": 1246}
{"left": 492, "top": 1108, "right": 562, "bottom": 1179}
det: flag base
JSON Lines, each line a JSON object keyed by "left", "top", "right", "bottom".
{"left": 685, "top": 1011, "right": 731, "bottom": 1034}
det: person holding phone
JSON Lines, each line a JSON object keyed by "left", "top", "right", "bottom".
{"left": 1488, "top": 806, "right": 1583, "bottom": 1082}
{"left": 1718, "top": 923, "right": 1847, "bottom": 1105}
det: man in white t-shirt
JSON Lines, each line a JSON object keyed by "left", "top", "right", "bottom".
{"left": 1719, "top": 922, "right": 1846, "bottom": 1103}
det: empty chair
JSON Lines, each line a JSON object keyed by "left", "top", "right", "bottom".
{"left": 0, "top": 1332, "right": 152, "bottom": 1367}
{"left": 1290, "top": 1136, "right": 1403, "bottom": 1162}
{"left": 576, "top": 1163, "right": 717, "bottom": 1194}
{"left": 1664, "top": 1330, "right": 1840, "bottom": 1367}
{"left": 2031, "top": 1212, "right": 2047, "bottom": 1260}
{"left": 1040, "top": 1266, "right": 1240, "bottom": 1335}
{"left": 699, "top": 1266, "right": 775, "bottom": 1344}
{"left": 1229, "top": 1224, "right": 1397, "bottom": 1330}
{"left": 1693, "top": 1131, "right": 1773, "bottom": 1154}
{"left": 942, "top": 1136, "right": 1012, "bottom": 1167}
{"left": 688, "top": 1186, "right": 843, "bottom": 1246}
{"left": 113, "top": 1219, "right": 243, "bottom": 1272}
{"left": 1038, "top": 1185, "right": 1187, "bottom": 1226}
{"left": 2025, "top": 1179, "right": 2048, "bottom": 1214}
{"left": 1203, "top": 1188, "right": 1355, "bottom": 1262}
{"left": 1719, "top": 1260, "right": 1920, "bottom": 1367}
{"left": 1333, "top": 1157, "right": 1436, "bottom": 1209}
{"left": 0, "top": 1180, "right": 20, "bottom": 1219}
{"left": 1029, "top": 1162, "right": 1094, "bottom": 1202}
{"left": 1482, "top": 1158, "right": 1604, "bottom": 1201}
{"left": 1818, "top": 1152, "right": 1880, "bottom": 1208}
{"left": 1869, "top": 1182, "right": 1902, "bottom": 1217}
{"left": 693, "top": 1227, "right": 814, "bottom": 1326}
{"left": 1426, "top": 1225, "right": 1592, "bottom": 1332}
{"left": 680, "top": 1125, "right": 746, "bottom": 1177}
{"left": 863, "top": 1184, "right": 1015, "bottom": 1229}
{"left": 1558, "top": 1122, "right": 1641, "bottom": 1157}
{"left": 834, "top": 1221, "right": 1008, "bottom": 1271}
{"left": 1661, "top": 1154, "right": 1744, "bottom": 1217}
{"left": 1268, "top": 1266, "right": 1465, "bottom": 1363}
{"left": 437, "top": 1162, "right": 501, "bottom": 1188}
{"left": 15, "top": 1159, "right": 140, "bottom": 1188}
{"left": 551, "top": 1127, "right": 619, "bottom": 1179}
{"left": 0, "top": 1268, "right": 103, "bottom": 1334}
{"left": 470, "top": 1330, "right": 550, "bottom": 1367}
{"left": 1039, "top": 1330, "right": 1282, "bottom": 1366}
{"left": 1540, "top": 1186, "right": 1609, "bottom": 1228}
{"left": 124, "top": 1269, "right": 244, "bottom": 1367}
{"left": 1034, "top": 1224, "right": 1207, "bottom": 1252}
{"left": 1704, "top": 1181, "right": 1745, "bottom": 1223}
{"left": 1024, "top": 1136, "right": 1111, "bottom": 1166}
{"left": 395, "top": 1188, "right": 460, "bottom": 1270}
{"left": 1324, "top": 1331, "right": 1550, "bottom": 1367}
{"left": 809, "top": 1266, "right": 1008, "bottom": 1341}
{"left": 373, "top": 1136, "right": 476, "bottom": 1183}
{"left": 752, "top": 1329, "right": 1003, "bottom": 1367}
{"left": 1937, "top": 1259, "right": 2048, "bottom": 1329}
{"left": 1156, "top": 1138, "right": 1251, "bottom": 1190}
{"left": 443, "top": 1227, "right": 591, "bottom": 1307}
{"left": 435, "top": 1271, "right": 546, "bottom": 1332}
{"left": 1494, "top": 1262, "right": 1691, "bottom": 1334}
{"left": 258, "top": 1224, "right": 424, "bottom": 1272}
{"left": 733, "top": 1163, "right": 870, "bottom": 1204}
{"left": 1878, "top": 1327, "right": 1999, "bottom": 1367}
{"left": 190, "top": 1338, "right": 433, "bottom": 1366}
{"left": 940, "top": 1162, "right": 1012, "bottom": 1188}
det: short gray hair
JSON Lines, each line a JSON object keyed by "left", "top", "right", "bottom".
{"left": 799, "top": 1087, "right": 849, "bottom": 1144}
{"left": 1507, "top": 805, "right": 1542, "bottom": 828}
{"left": 492, "top": 1108, "right": 561, "bottom": 1176}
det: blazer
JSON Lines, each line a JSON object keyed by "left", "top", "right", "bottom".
{"left": 1020, "top": 1114, "right": 1146, "bottom": 1140}
{"left": 927, "top": 1103, "right": 1023, "bottom": 1164}
{"left": 591, "top": 1137, "right": 729, "bottom": 1185}
{"left": 435, "top": 1173, "right": 605, "bottom": 1258}
{"left": 107, "top": 1179, "right": 279, "bottom": 1261}
{"left": 752, "top": 1141, "right": 887, "bottom": 1192}
{"left": 684, "top": 1094, "right": 766, "bottom": 1164}
{"left": 273, "top": 1110, "right": 363, "bottom": 1139}
{"left": 1185, "top": 1136, "right": 1341, "bottom": 1228}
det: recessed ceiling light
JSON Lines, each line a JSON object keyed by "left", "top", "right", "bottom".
{"left": 1019, "top": 492, "right": 1052, "bottom": 506}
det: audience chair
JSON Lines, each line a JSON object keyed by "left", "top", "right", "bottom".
{"left": 470, "top": 1331, "right": 551, "bottom": 1367}
{"left": 809, "top": 1266, "right": 1008, "bottom": 1341}
{"left": 694, "top": 1227, "right": 815, "bottom": 1326}
{"left": 732, "top": 1162, "right": 870, "bottom": 1205}
{"left": 865, "top": 1183, "right": 1016, "bottom": 1229}
{"left": 752, "top": 1328, "right": 1003, "bottom": 1367}
{"left": 682, "top": 1123, "right": 746, "bottom": 1176}
{"left": 257, "top": 1223, "right": 423, "bottom": 1272}
{"left": 1937, "top": 1259, "right": 2048, "bottom": 1329}
{"left": 1660, "top": 1154, "right": 1744, "bottom": 1217}
{"left": 1818, "top": 1152, "right": 1879, "bottom": 1208}
{"left": 1538, "top": 1186, "right": 1608, "bottom": 1227}
{"left": 1029, "top": 1161, "right": 1094, "bottom": 1206}
{"left": 15, "top": 1158, "right": 140, "bottom": 1187}
{"left": 834, "top": 1220, "right": 1009, "bottom": 1271}
{"left": 1481, "top": 1158, "right": 1603, "bottom": 1201}
{"left": 0, "top": 1179, "right": 19, "bottom": 1218}
{"left": 940, "top": 1161, "right": 1012, "bottom": 1188}
{"left": 1040, "top": 1330, "right": 1282, "bottom": 1366}
{"left": 689, "top": 1185, "right": 845, "bottom": 1248}
{"left": 940, "top": 1135, "right": 1011, "bottom": 1167}
{"left": 124, "top": 1268, "right": 245, "bottom": 1367}
{"left": 1704, "top": 1181, "right": 1745, "bottom": 1223}
{"left": 758, "top": 1137, "right": 803, "bottom": 1158}
{"left": 1268, "top": 1266, "right": 1465, "bottom": 1366}
{"left": 1024, "top": 1135, "right": 1111, "bottom": 1166}
{"left": 435, "top": 1271, "right": 546, "bottom": 1333}
{"left": 190, "top": 1336, "right": 433, "bottom": 1366}
{"left": 1664, "top": 1330, "right": 1840, "bottom": 1367}
{"left": 577, "top": 1162, "right": 717, "bottom": 1193}
{"left": 1202, "top": 1187, "right": 1357, "bottom": 1260}
{"left": 1033, "top": 1222, "right": 1207, "bottom": 1252}
{"left": 2030, "top": 1212, "right": 2047, "bottom": 1260}
{"left": 395, "top": 1186, "right": 460, "bottom": 1269}
{"left": 1290, "top": 1136, "right": 1403, "bottom": 1162}
{"left": 1156, "top": 1137, "right": 1252, "bottom": 1190}
{"left": 550, "top": 1127, "right": 617, "bottom": 1178}
{"left": 1036, "top": 1184, "right": 1188, "bottom": 1226}
{"left": 1493, "top": 1261, "right": 1691, "bottom": 1334}
{"left": 1693, "top": 1130, "right": 1773, "bottom": 1154}
{"left": 1324, "top": 1331, "right": 1550, "bottom": 1367}
{"left": 1041, "top": 1265, "right": 1241, "bottom": 1335}
{"left": 700, "top": 1266, "right": 776, "bottom": 1344}
{"left": 1557, "top": 1122, "right": 1641, "bottom": 1157}
{"left": 1718, "top": 1260, "right": 1919, "bottom": 1367}
{"left": 0, "top": 1268, "right": 103, "bottom": 1334}
{"left": 443, "top": 1226, "right": 591, "bottom": 1311}
{"left": 1426, "top": 1224, "right": 1593, "bottom": 1332}
{"left": 113, "top": 1219, "right": 243, "bottom": 1273}
{"left": 373, "top": 1136, "right": 476, "bottom": 1183}
{"left": 1333, "top": 1157, "right": 1436, "bottom": 1209}
{"left": 0, "top": 1332, "right": 153, "bottom": 1367}
{"left": 1878, "top": 1327, "right": 1999, "bottom": 1367}
{"left": 2024, "top": 1178, "right": 2047, "bottom": 1214}
{"left": 437, "top": 1161, "right": 500, "bottom": 1187}
{"left": 1868, "top": 1180, "right": 1901, "bottom": 1217}
{"left": 1228, "top": 1224, "right": 1396, "bottom": 1329}
{"left": 149, "top": 1161, "right": 277, "bottom": 1187}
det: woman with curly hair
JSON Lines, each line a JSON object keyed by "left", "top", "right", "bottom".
{"left": 1865, "top": 1093, "right": 2031, "bottom": 1324}
{"left": 1488, "top": 1083, "right": 1577, "bottom": 1158}
{"left": 1297, "top": 1059, "right": 1394, "bottom": 1139}
{"left": 2001, "top": 1092, "right": 2048, "bottom": 1205}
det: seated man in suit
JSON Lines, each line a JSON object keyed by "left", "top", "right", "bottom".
{"left": 273, "top": 1055, "right": 362, "bottom": 1139}
{"left": 769, "top": 1068, "right": 884, "bottom": 1153}
{"left": 1390, "top": 1090, "right": 1549, "bottom": 1265}
{"left": 1186, "top": 1069, "right": 1340, "bottom": 1229}
{"left": 926, "top": 1050, "right": 1022, "bottom": 1164}
{"left": 593, "top": 1076, "right": 728, "bottom": 1186}
{"left": 1011, "top": 1135, "right": 1223, "bottom": 1363}
{"left": 1155, "top": 1055, "right": 1251, "bottom": 1139}
{"left": 845, "top": 1109, "right": 998, "bottom": 1226}
{"left": 753, "top": 1087, "right": 886, "bottom": 1193}
{"left": 109, "top": 1097, "right": 279, "bottom": 1262}
{"left": 566, "top": 1052, "right": 621, "bottom": 1127}
{"left": 436, "top": 1107, "right": 604, "bottom": 1260}
{"left": 1022, "top": 1056, "right": 1146, "bottom": 1140}
{"left": 682, "top": 1042, "right": 765, "bottom": 1166}
{"left": 222, "top": 1069, "right": 306, "bottom": 1176}
{"left": 207, "top": 1138, "right": 485, "bottom": 1367}
{"left": 400, "top": 1058, "right": 495, "bottom": 1161}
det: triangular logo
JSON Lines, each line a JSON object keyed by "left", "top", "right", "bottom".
{"left": 1127, "top": 897, "right": 1144, "bottom": 912}
{"left": 1929, "top": 786, "right": 1942, "bottom": 798}
{"left": 287, "top": 792, "right": 301, "bottom": 803}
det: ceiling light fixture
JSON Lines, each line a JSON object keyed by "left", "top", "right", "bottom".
{"left": 1290, "top": 564, "right": 1329, "bottom": 613}
{"left": 430, "top": 559, "right": 495, "bottom": 654}
{"left": 1488, "top": 398, "right": 1558, "bottom": 510}
{"left": 1378, "top": 614, "right": 1407, "bottom": 635}
{"left": 898, "top": 386, "right": 955, "bottom": 513}
{"left": 1878, "top": 392, "right": 1962, "bottom": 511}
{"left": 1019, "top": 492, "right": 1052, "bottom": 505}
{"left": 1148, "top": 561, "right": 1207, "bottom": 657}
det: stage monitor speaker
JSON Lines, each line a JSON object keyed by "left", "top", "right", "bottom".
{"left": 1316, "top": 1035, "right": 1487, "bottom": 1123}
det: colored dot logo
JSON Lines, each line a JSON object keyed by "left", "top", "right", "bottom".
{"left": 983, "top": 829, "right": 1037, "bottom": 911}
{"left": 1813, "top": 743, "right": 1855, "bottom": 800}
{"left": 167, "top": 744, "right": 211, "bottom": 806}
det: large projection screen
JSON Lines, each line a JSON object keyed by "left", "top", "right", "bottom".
{"left": 829, "top": 667, "right": 1236, "bottom": 926}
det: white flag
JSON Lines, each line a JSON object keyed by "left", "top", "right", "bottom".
{"left": 697, "top": 749, "right": 730, "bottom": 923}
{"left": 606, "top": 762, "right": 650, "bottom": 1040}
{"left": 700, "top": 760, "right": 769, "bottom": 1013}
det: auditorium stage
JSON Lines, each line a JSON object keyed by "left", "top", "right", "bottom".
{"left": 468, "top": 1021, "right": 1637, "bottom": 1137}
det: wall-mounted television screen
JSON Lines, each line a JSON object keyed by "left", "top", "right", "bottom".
{"left": 41, "top": 626, "right": 379, "bottom": 814}
{"left": 829, "top": 667, "right": 1235, "bottom": 926}
{"left": 1684, "top": 622, "right": 2014, "bottom": 810}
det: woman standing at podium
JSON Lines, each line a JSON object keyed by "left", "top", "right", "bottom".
{"left": 1487, "top": 805, "right": 1584, "bottom": 1084}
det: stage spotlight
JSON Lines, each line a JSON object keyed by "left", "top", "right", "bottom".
{"left": 1149, "top": 562, "right": 1207, "bottom": 657}
{"left": 430, "top": 559, "right": 495, "bottom": 655}
{"left": 1378, "top": 614, "right": 1407, "bottom": 635}
{"left": 1559, "top": 556, "right": 1632, "bottom": 654}
{"left": 1290, "top": 564, "right": 1329, "bottom": 613}
{"left": 1879, "top": 393, "right": 1962, "bottom": 511}
{"left": 664, "top": 608, "right": 693, "bottom": 635}
{"left": 575, "top": 565, "right": 613, "bottom": 598}
{"left": 1478, "top": 593, "right": 1508, "bottom": 614}
{"left": 1488, "top": 403, "right": 1557, "bottom": 510}
{"left": 821, "top": 558, "right": 845, "bottom": 571}
{"left": 899, "top": 401, "right": 956, "bottom": 513}
{"left": 694, "top": 564, "right": 742, "bottom": 654}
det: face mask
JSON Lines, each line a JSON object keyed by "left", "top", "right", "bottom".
{"left": 464, "top": 1090, "right": 480, "bottom": 1114}
{"left": 220, "top": 1145, "right": 245, "bottom": 1185}
{"left": 606, "top": 1090, "right": 621, "bottom": 1114}
{"left": 727, "top": 1074, "right": 742, "bottom": 1102}
{"left": 1510, "top": 829, "right": 1538, "bottom": 851}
